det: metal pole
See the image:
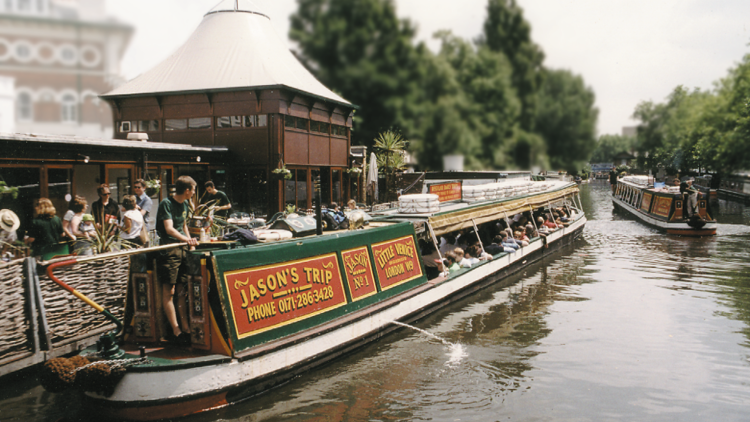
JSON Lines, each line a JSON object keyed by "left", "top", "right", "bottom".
{"left": 470, "top": 218, "right": 485, "bottom": 254}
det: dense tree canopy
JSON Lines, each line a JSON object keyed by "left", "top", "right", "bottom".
{"left": 589, "top": 134, "right": 637, "bottom": 164}
{"left": 290, "top": 0, "right": 599, "bottom": 171}
{"left": 630, "top": 54, "right": 750, "bottom": 176}
{"left": 534, "top": 68, "right": 598, "bottom": 173}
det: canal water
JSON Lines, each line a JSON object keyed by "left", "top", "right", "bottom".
{"left": 4, "top": 182, "right": 750, "bottom": 422}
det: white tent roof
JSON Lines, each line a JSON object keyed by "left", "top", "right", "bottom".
{"left": 103, "top": 0, "right": 351, "bottom": 106}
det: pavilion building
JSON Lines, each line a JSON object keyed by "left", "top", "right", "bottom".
{"left": 101, "top": 0, "right": 357, "bottom": 217}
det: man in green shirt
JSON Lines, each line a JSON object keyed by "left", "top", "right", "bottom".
{"left": 201, "top": 181, "right": 232, "bottom": 219}
{"left": 156, "top": 175, "right": 198, "bottom": 345}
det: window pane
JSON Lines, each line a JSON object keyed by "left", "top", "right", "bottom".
{"left": 296, "top": 169, "right": 307, "bottom": 210}
{"left": 310, "top": 121, "right": 319, "bottom": 133}
{"left": 47, "top": 168, "right": 72, "bottom": 218}
{"left": 17, "top": 92, "right": 32, "bottom": 120}
{"left": 244, "top": 115, "right": 255, "bottom": 127}
{"left": 320, "top": 123, "right": 330, "bottom": 134}
{"left": 296, "top": 118, "right": 307, "bottom": 130}
{"left": 165, "top": 119, "right": 187, "bottom": 131}
{"left": 188, "top": 117, "right": 211, "bottom": 129}
{"left": 284, "top": 115, "right": 295, "bottom": 128}
{"left": 332, "top": 169, "right": 342, "bottom": 205}
{"left": 138, "top": 120, "right": 159, "bottom": 132}
{"left": 256, "top": 115, "right": 267, "bottom": 127}
{"left": 217, "top": 116, "right": 231, "bottom": 128}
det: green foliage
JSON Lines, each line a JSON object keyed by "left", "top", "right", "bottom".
{"left": 374, "top": 130, "right": 408, "bottom": 173}
{"left": 590, "top": 134, "right": 637, "bottom": 164}
{"left": 480, "top": 0, "right": 545, "bottom": 131}
{"left": 0, "top": 181, "right": 19, "bottom": 200}
{"left": 535, "top": 68, "right": 598, "bottom": 173}
{"left": 290, "top": 0, "right": 598, "bottom": 173}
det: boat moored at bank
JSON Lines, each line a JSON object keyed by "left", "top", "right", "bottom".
{"left": 38, "top": 173, "right": 586, "bottom": 420}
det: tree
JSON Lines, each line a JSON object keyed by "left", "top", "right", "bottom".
{"left": 479, "top": 0, "right": 545, "bottom": 131}
{"left": 589, "top": 134, "right": 637, "bottom": 164}
{"left": 290, "top": 0, "right": 426, "bottom": 149}
{"left": 534, "top": 68, "right": 598, "bottom": 173}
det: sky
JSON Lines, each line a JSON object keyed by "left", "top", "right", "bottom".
{"left": 105, "top": 0, "right": 750, "bottom": 137}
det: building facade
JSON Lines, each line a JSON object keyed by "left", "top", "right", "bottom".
{"left": 0, "top": 0, "right": 132, "bottom": 137}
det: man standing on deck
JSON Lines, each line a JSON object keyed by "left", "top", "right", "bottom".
{"left": 201, "top": 181, "right": 232, "bottom": 220}
{"left": 133, "top": 179, "right": 153, "bottom": 230}
{"left": 91, "top": 184, "right": 121, "bottom": 231}
{"left": 609, "top": 167, "right": 618, "bottom": 194}
{"left": 156, "top": 175, "right": 199, "bottom": 345}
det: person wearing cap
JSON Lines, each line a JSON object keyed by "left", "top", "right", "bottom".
{"left": 91, "top": 184, "right": 121, "bottom": 231}
{"left": 0, "top": 209, "right": 20, "bottom": 260}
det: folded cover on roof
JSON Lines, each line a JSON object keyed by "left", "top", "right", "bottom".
{"left": 103, "top": 2, "right": 350, "bottom": 106}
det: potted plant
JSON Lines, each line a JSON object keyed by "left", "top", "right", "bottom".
{"left": 0, "top": 181, "right": 19, "bottom": 200}
{"left": 145, "top": 179, "right": 161, "bottom": 196}
{"left": 272, "top": 166, "right": 292, "bottom": 180}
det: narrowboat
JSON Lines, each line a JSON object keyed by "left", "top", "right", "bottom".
{"left": 612, "top": 175, "right": 717, "bottom": 236}
{"left": 40, "top": 174, "right": 586, "bottom": 421}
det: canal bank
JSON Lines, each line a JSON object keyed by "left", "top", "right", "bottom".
{"left": 5, "top": 182, "right": 750, "bottom": 421}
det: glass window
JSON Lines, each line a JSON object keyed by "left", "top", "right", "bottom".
{"left": 47, "top": 168, "right": 72, "bottom": 217}
{"left": 165, "top": 119, "right": 187, "bottom": 131}
{"left": 188, "top": 117, "right": 211, "bottom": 130}
{"left": 296, "top": 117, "right": 307, "bottom": 130}
{"left": 332, "top": 169, "right": 342, "bottom": 205}
{"left": 217, "top": 116, "right": 243, "bottom": 128}
{"left": 295, "top": 169, "right": 307, "bottom": 211}
{"left": 256, "top": 115, "right": 267, "bottom": 127}
{"left": 138, "top": 120, "right": 159, "bottom": 132}
{"left": 285, "top": 115, "right": 295, "bottom": 128}
{"left": 17, "top": 0, "right": 31, "bottom": 11}
{"left": 16, "top": 44, "right": 30, "bottom": 58}
{"left": 17, "top": 92, "right": 32, "bottom": 121}
{"left": 61, "top": 94, "right": 76, "bottom": 123}
{"left": 310, "top": 121, "right": 320, "bottom": 133}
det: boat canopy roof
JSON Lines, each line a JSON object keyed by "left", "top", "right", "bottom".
{"left": 427, "top": 183, "right": 580, "bottom": 236}
{"left": 102, "top": 0, "right": 351, "bottom": 106}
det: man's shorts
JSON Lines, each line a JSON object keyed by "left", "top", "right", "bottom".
{"left": 156, "top": 247, "right": 189, "bottom": 285}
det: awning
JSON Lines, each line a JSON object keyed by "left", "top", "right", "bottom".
{"left": 428, "top": 184, "right": 580, "bottom": 235}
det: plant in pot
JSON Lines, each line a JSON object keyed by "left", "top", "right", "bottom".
{"left": 145, "top": 179, "right": 161, "bottom": 196}
{"left": 0, "top": 181, "right": 19, "bottom": 201}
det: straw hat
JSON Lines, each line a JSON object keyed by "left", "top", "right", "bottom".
{"left": 0, "top": 209, "right": 20, "bottom": 232}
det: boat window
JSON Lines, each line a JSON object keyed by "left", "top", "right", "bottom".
{"left": 188, "top": 117, "right": 211, "bottom": 130}
{"left": 138, "top": 120, "right": 159, "bottom": 132}
{"left": 165, "top": 119, "right": 187, "bottom": 131}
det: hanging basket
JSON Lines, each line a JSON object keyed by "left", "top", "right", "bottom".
{"left": 145, "top": 187, "right": 160, "bottom": 196}
{"left": 144, "top": 179, "right": 161, "bottom": 197}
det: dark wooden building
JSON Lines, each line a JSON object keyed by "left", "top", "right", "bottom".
{"left": 101, "top": 0, "right": 357, "bottom": 216}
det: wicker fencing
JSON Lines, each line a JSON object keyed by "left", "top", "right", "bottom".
{"left": 0, "top": 259, "right": 33, "bottom": 364}
{"left": 38, "top": 256, "right": 129, "bottom": 347}
{"left": 0, "top": 254, "right": 131, "bottom": 376}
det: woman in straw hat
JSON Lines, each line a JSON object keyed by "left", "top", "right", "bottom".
{"left": 0, "top": 209, "right": 20, "bottom": 260}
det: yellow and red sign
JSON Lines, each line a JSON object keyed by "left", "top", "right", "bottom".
{"left": 371, "top": 236, "right": 423, "bottom": 290}
{"left": 652, "top": 196, "right": 673, "bottom": 218}
{"left": 341, "top": 246, "right": 378, "bottom": 301}
{"left": 640, "top": 192, "right": 653, "bottom": 212}
{"left": 223, "top": 253, "right": 347, "bottom": 338}
{"left": 428, "top": 182, "right": 462, "bottom": 202}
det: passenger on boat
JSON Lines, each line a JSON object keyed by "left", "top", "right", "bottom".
{"left": 419, "top": 240, "right": 441, "bottom": 279}
{"left": 120, "top": 195, "right": 146, "bottom": 247}
{"left": 155, "top": 175, "right": 199, "bottom": 346}
{"left": 525, "top": 223, "right": 539, "bottom": 239}
{"left": 464, "top": 245, "right": 493, "bottom": 266}
{"left": 541, "top": 215, "right": 560, "bottom": 230}
{"left": 323, "top": 202, "right": 348, "bottom": 229}
{"left": 25, "top": 198, "right": 64, "bottom": 258}
{"left": 501, "top": 229, "right": 522, "bottom": 249}
{"left": 0, "top": 209, "right": 19, "bottom": 260}
{"left": 609, "top": 168, "right": 618, "bottom": 193}
{"left": 91, "top": 184, "right": 121, "bottom": 231}
{"left": 439, "top": 233, "right": 457, "bottom": 254}
{"left": 347, "top": 199, "right": 358, "bottom": 210}
{"left": 514, "top": 231, "right": 530, "bottom": 247}
{"left": 681, "top": 178, "right": 700, "bottom": 218}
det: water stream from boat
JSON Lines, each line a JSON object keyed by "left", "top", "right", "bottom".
{"left": 5, "top": 181, "right": 750, "bottom": 421}
{"left": 390, "top": 321, "right": 467, "bottom": 367}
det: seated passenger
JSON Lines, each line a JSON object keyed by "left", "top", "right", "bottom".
{"left": 454, "top": 247, "right": 472, "bottom": 268}
{"left": 525, "top": 223, "right": 539, "bottom": 239}
{"left": 439, "top": 233, "right": 457, "bottom": 254}
{"left": 484, "top": 236, "right": 505, "bottom": 255}
{"left": 500, "top": 231, "right": 520, "bottom": 250}
{"left": 420, "top": 240, "right": 441, "bottom": 279}
{"left": 514, "top": 231, "right": 529, "bottom": 247}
